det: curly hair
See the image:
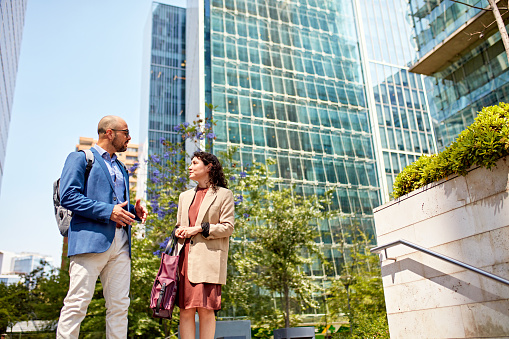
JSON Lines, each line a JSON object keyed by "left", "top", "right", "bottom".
{"left": 192, "top": 151, "right": 228, "bottom": 190}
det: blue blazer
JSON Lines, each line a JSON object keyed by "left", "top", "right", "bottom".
{"left": 60, "top": 147, "right": 137, "bottom": 257}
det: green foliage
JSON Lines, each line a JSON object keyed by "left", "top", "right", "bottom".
{"left": 24, "top": 262, "right": 69, "bottom": 330}
{"left": 252, "top": 327, "right": 273, "bottom": 339}
{"left": 225, "top": 156, "right": 337, "bottom": 328}
{"left": 327, "top": 225, "right": 389, "bottom": 338}
{"left": 238, "top": 187, "right": 333, "bottom": 328}
{"left": 144, "top": 117, "right": 339, "bottom": 330}
{"left": 0, "top": 261, "right": 69, "bottom": 334}
{"left": 80, "top": 284, "right": 106, "bottom": 337}
{"left": 393, "top": 102, "right": 509, "bottom": 198}
{"left": 0, "top": 281, "right": 31, "bottom": 333}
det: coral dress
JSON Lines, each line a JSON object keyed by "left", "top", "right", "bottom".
{"left": 177, "top": 187, "right": 222, "bottom": 310}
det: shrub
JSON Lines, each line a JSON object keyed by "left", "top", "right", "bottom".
{"left": 393, "top": 103, "right": 509, "bottom": 198}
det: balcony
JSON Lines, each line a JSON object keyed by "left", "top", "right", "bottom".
{"left": 410, "top": 0, "right": 509, "bottom": 75}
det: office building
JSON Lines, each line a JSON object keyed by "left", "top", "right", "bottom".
{"left": 0, "top": 274, "right": 21, "bottom": 285}
{"left": 408, "top": 0, "right": 509, "bottom": 150}
{"left": 0, "top": 250, "right": 15, "bottom": 274}
{"left": 358, "top": 0, "right": 437, "bottom": 199}
{"left": 11, "top": 252, "right": 53, "bottom": 275}
{"left": 138, "top": 1, "right": 187, "bottom": 195}
{"left": 0, "top": 0, "right": 28, "bottom": 194}
{"left": 141, "top": 0, "right": 436, "bottom": 317}
{"left": 0, "top": 250, "right": 53, "bottom": 285}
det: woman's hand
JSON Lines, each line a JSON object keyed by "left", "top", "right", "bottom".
{"left": 175, "top": 226, "right": 202, "bottom": 238}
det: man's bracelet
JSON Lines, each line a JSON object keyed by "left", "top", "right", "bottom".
{"left": 201, "top": 222, "right": 210, "bottom": 238}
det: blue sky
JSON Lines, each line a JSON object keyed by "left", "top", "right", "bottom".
{"left": 0, "top": 0, "right": 174, "bottom": 267}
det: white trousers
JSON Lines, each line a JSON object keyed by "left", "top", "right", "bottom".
{"left": 57, "top": 228, "right": 130, "bottom": 339}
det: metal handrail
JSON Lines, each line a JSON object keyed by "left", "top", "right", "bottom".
{"left": 371, "top": 239, "right": 509, "bottom": 286}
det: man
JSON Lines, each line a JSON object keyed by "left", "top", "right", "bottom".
{"left": 57, "top": 116, "right": 148, "bottom": 339}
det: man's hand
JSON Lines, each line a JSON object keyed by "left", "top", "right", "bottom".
{"left": 110, "top": 201, "right": 136, "bottom": 226}
{"left": 134, "top": 198, "right": 148, "bottom": 223}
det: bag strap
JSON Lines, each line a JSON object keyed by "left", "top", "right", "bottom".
{"left": 115, "top": 158, "right": 128, "bottom": 173}
{"left": 155, "top": 282, "right": 166, "bottom": 314}
{"left": 81, "top": 149, "right": 94, "bottom": 183}
{"left": 164, "top": 229, "right": 178, "bottom": 256}
{"left": 114, "top": 158, "right": 130, "bottom": 205}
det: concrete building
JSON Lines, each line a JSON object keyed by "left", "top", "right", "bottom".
{"left": 139, "top": 0, "right": 437, "bottom": 318}
{"left": 0, "top": 274, "right": 21, "bottom": 285}
{"left": 408, "top": 0, "right": 509, "bottom": 150}
{"left": 0, "top": 250, "right": 53, "bottom": 285}
{"left": 0, "top": 0, "right": 28, "bottom": 194}
{"left": 0, "top": 250, "right": 15, "bottom": 273}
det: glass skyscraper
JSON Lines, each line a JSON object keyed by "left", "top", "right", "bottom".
{"left": 358, "top": 0, "right": 437, "bottom": 199}
{"left": 408, "top": 0, "right": 508, "bottom": 150}
{"left": 138, "top": 2, "right": 186, "bottom": 193}
{"left": 0, "top": 0, "right": 27, "bottom": 194}
{"left": 142, "top": 0, "right": 437, "bottom": 317}
{"left": 205, "top": 0, "right": 382, "bottom": 283}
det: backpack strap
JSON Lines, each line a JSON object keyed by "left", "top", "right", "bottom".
{"left": 115, "top": 158, "right": 129, "bottom": 201}
{"left": 81, "top": 149, "right": 95, "bottom": 184}
{"left": 115, "top": 158, "right": 127, "bottom": 174}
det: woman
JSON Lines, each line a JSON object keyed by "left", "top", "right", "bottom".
{"left": 174, "top": 151, "right": 234, "bottom": 339}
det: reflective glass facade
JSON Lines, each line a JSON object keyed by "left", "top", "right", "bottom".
{"left": 0, "top": 0, "right": 27, "bottom": 194}
{"left": 359, "top": 0, "right": 436, "bottom": 197}
{"left": 411, "top": 0, "right": 489, "bottom": 58}
{"left": 208, "top": 0, "right": 380, "bottom": 282}
{"left": 143, "top": 3, "right": 186, "bottom": 158}
{"left": 143, "top": 0, "right": 437, "bottom": 317}
{"left": 12, "top": 254, "right": 53, "bottom": 275}
{"left": 409, "top": 0, "right": 509, "bottom": 149}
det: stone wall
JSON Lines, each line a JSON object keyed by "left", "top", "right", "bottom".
{"left": 373, "top": 156, "right": 509, "bottom": 338}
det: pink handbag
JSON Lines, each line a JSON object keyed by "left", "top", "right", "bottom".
{"left": 150, "top": 231, "right": 179, "bottom": 319}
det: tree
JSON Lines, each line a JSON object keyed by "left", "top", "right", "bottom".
{"left": 0, "top": 281, "right": 31, "bottom": 334}
{"left": 135, "top": 114, "right": 339, "bottom": 333}
{"left": 0, "top": 261, "right": 68, "bottom": 334}
{"left": 236, "top": 186, "right": 334, "bottom": 329}
{"left": 327, "top": 224, "right": 389, "bottom": 338}
{"left": 451, "top": 0, "right": 509, "bottom": 64}
{"left": 25, "top": 261, "right": 69, "bottom": 330}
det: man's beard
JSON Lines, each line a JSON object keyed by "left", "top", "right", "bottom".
{"left": 113, "top": 135, "right": 127, "bottom": 152}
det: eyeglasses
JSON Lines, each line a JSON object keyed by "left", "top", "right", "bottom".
{"left": 111, "top": 129, "right": 130, "bottom": 137}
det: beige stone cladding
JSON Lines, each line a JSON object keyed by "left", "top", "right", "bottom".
{"left": 374, "top": 156, "right": 509, "bottom": 338}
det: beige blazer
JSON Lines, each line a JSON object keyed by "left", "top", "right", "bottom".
{"left": 175, "top": 186, "right": 235, "bottom": 284}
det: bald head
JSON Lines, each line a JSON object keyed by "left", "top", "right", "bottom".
{"left": 98, "top": 115, "right": 125, "bottom": 136}
{"left": 96, "top": 115, "right": 131, "bottom": 155}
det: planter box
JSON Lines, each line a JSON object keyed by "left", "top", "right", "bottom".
{"left": 179, "top": 319, "right": 251, "bottom": 339}
{"left": 373, "top": 156, "right": 509, "bottom": 338}
{"left": 273, "top": 327, "right": 315, "bottom": 339}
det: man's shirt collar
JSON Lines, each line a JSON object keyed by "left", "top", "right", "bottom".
{"left": 93, "top": 144, "right": 117, "bottom": 162}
